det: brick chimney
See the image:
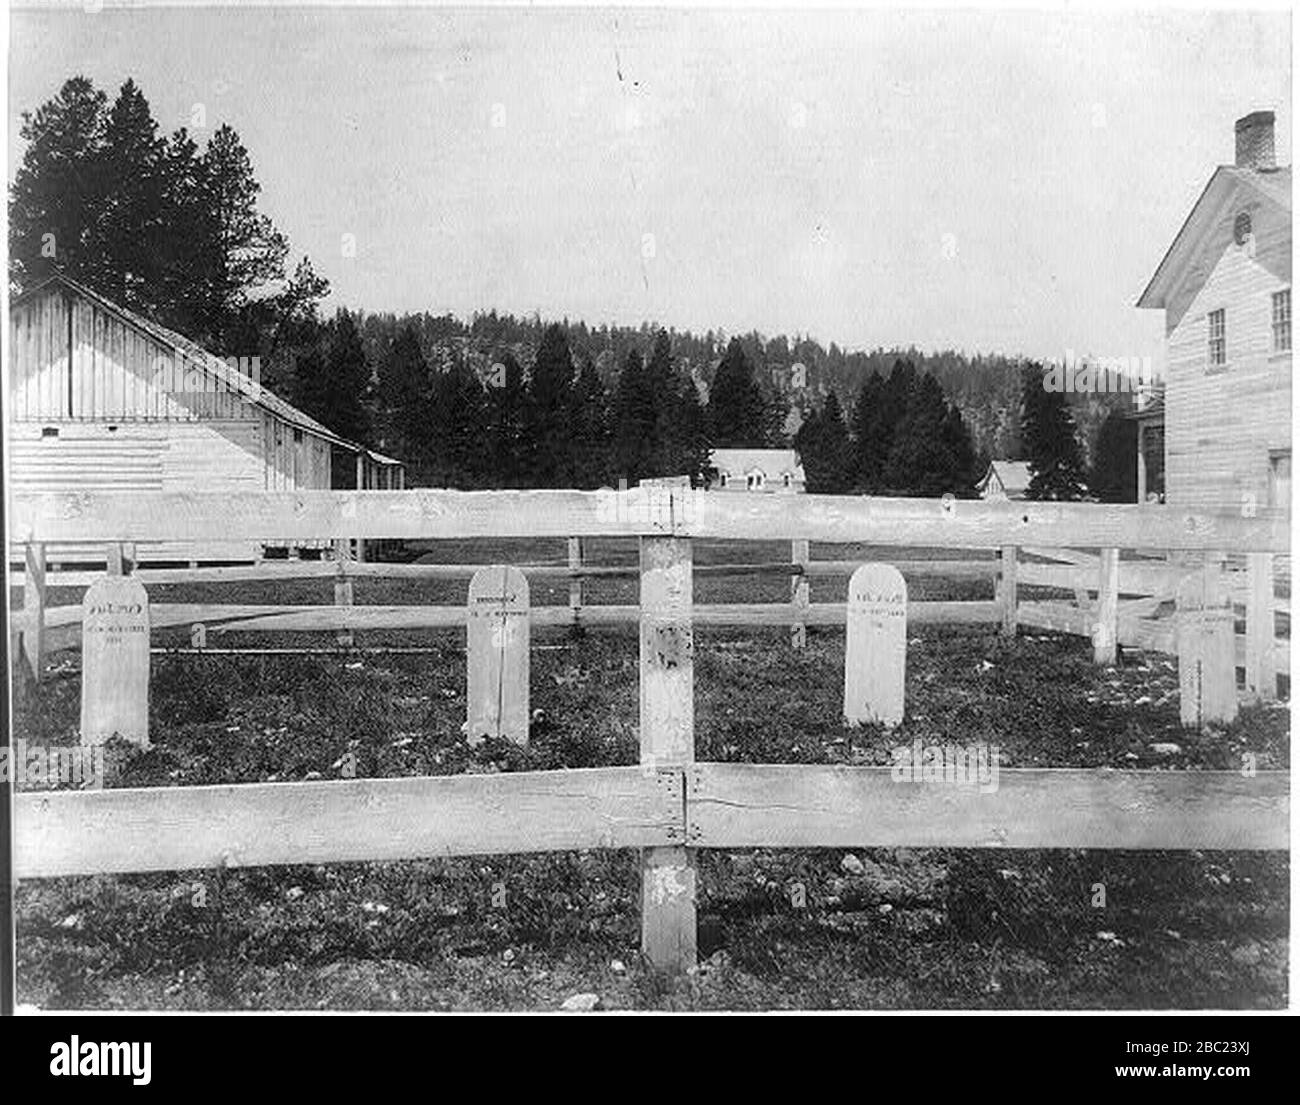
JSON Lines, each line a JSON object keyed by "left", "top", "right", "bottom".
{"left": 1235, "top": 110, "right": 1276, "bottom": 171}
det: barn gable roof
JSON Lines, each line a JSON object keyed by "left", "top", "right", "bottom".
{"left": 1137, "top": 165, "right": 1292, "bottom": 311}
{"left": 11, "top": 273, "right": 363, "bottom": 452}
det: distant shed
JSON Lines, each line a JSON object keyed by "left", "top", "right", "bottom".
{"left": 976, "top": 460, "right": 1033, "bottom": 501}
{"left": 8, "top": 273, "right": 404, "bottom": 563}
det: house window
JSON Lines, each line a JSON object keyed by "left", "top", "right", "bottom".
{"left": 1269, "top": 450, "right": 1291, "bottom": 510}
{"left": 719, "top": 472, "right": 728, "bottom": 488}
{"left": 1272, "top": 289, "right": 1290, "bottom": 352}
{"left": 783, "top": 473, "right": 791, "bottom": 488}
{"left": 1208, "top": 309, "right": 1226, "bottom": 366}
{"left": 41, "top": 426, "right": 59, "bottom": 438}
{"left": 293, "top": 428, "right": 304, "bottom": 443}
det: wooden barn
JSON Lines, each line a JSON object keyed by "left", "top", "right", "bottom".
{"left": 1137, "top": 110, "right": 1291, "bottom": 514}
{"left": 7, "top": 274, "right": 404, "bottom": 563}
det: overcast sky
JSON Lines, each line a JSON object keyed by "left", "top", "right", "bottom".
{"left": 8, "top": 3, "right": 1292, "bottom": 367}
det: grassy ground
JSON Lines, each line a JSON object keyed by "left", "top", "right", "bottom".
{"left": 11, "top": 539, "right": 1290, "bottom": 1010}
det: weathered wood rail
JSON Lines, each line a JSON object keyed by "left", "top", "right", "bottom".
{"left": 9, "top": 489, "right": 1291, "bottom": 974}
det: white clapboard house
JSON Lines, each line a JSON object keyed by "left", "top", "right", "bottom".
{"left": 1136, "top": 110, "right": 1291, "bottom": 513}
{"left": 705, "top": 448, "right": 806, "bottom": 493}
{"left": 8, "top": 273, "right": 404, "bottom": 564}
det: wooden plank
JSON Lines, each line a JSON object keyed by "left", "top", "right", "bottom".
{"left": 333, "top": 539, "right": 354, "bottom": 648}
{"left": 688, "top": 765, "right": 1289, "bottom": 851}
{"left": 843, "top": 564, "right": 907, "bottom": 728}
{"left": 80, "top": 576, "right": 150, "bottom": 748}
{"left": 10, "top": 558, "right": 1007, "bottom": 589}
{"left": 1017, "top": 560, "right": 1196, "bottom": 595}
{"left": 568, "top": 537, "right": 583, "bottom": 624}
{"left": 805, "top": 559, "right": 998, "bottom": 579}
{"left": 30, "top": 600, "right": 1005, "bottom": 645}
{"left": 467, "top": 566, "right": 530, "bottom": 746}
{"left": 1245, "top": 552, "right": 1276, "bottom": 702}
{"left": 21, "top": 542, "right": 45, "bottom": 682}
{"left": 997, "top": 545, "right": 1017, "bottom": 636}
{"left": 1021, "top": 546, "right": 1102, "bottom": 567}
{"left": 639, "top": 536, "right": 696, "bottom": 973}
{"left": 11, "top": 490, "right": 1290, "bottom": 551}
{"left": 790, "top": 539, "right": 809, "bottom": 649}
{"left": 1094, "top": 547, "right": 1120, "bottom": 665}
{"left": 14, "top": 766, "right": 678, "bottom": 879}
{"left": 1177, "top": 567, "right": 1238, "bottom": 728}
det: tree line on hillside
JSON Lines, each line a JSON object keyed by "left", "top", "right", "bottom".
{"left": 9, "top": 75, "right": 1143, "bottom": 500}
{"left": 793, "top": 361, "right": 978, "bottom": 495}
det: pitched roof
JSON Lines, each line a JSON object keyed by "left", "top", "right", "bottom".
{"left": 708, "top": 448, "right": 806, "bottom": 480}
{"left": 978, "top": 460, "right": 1032, "bottom": 495}
{"left": 11, "top": 273, "right": 372, "bottom": 453}
{"left": 1138, "top": 165, "right": 1292, "bottom": 310}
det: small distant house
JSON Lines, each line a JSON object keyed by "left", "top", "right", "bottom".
{"left": 8, "top": 273, "right": 406, "bottom": 563}
{"left": 706, "top": 448, "right": 806, "bottom": 493}
{"left": 976, "top": 460, "right": 1032, "bottom": 501}
{"left": 1136, "top": 110, "right": 1291, "bottom": 512}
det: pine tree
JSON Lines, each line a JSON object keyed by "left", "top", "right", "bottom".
{"left": 377, "top": 325, "right": 432, "bottom": 472}
{"left": 188, "top": 124, "right": 289, "bottom": 346}
{"left": 1089, "top": 409, "right": 1138, "bottom": 503}
{"left": 708, "top": 337, "right": 768, "bottom": 447}
{"left": 884, "top": 374, "right": 950, "bottom": 495}
{"left": 850, "top": 372, "right": 885, "bottom": 490}
{"left": 320, "top": 309, "right": 371, "bottom": 444}
{"left": 9, "top": 76, "right": 109, "bottom": 290}
{"left": 427, "top": 355, "right": 486, "bottom": 488}
{"left": 524, "top": 323, "right": 576, "bottom": 486}
{"left": 612, "top": 349, "right": 654, "bottom": 484}
{"left": 796, "top": 391, "right": 851, "bottom": 493}
{"left": 1020, "top": 362, "right": 1089, "bottom": 500}
{"left": 484, "top": 352, "right": 527, "bottom": 488}
{"left": 568, "top": 356, "right": 611, "bottom": 488}
{"left": 676, "top": 377, "right": 713, "bottom": 486}
{"left": 94, "top": 80, "right": 169, "bottom": 311}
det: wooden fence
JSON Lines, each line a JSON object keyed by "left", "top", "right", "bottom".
{"left": 8, "top": 488, "right": 1291, "bottom": 973}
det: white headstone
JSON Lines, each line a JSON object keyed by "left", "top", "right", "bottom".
{"left": 467, "top": 565, "right": 530, "bottom": 745}
{"left": 844, "top": 563, "right": 907, "bottom": 729}
{"left": 81, "top": 576, "right": 150, "bottom": 747}
{"left": 1176, "top": 573, "right": 1238, "bottom": 728}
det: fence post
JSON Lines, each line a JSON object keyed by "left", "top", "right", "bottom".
{"left": 106, "top": 542, "right": 124, "bottom": 577}
{"left": 568, "top": 537, "right": 583, "bottom": 629}
{"left": 639, "top": 534, "right": 696, "bottom": 973}
{"left": 334, "top": 539, "right": 354, "bottom": 648}
{"left": 997, "top": 545, "right": 1017, "bottom": 637}
{"left": 1094, "top": 547, "right": 1119, "bottom": 665}
{"left": 21, "top": 541, "right": 46, "bottom": 683}
{"left": 790, "top": 539, "right": 809, "bottom": 649}
{"left": 1245, "top": 552, "right": 1276, "bottom": 702}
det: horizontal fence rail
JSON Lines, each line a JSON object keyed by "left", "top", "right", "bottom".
{"left": 10, "top": 489, "right": 1290, "bottom": 550}
{"left": 10, "top": 488, "right": 1291, "bottom": 977}
{"left": 15, "top": 767, "right": 1289, "bottom": 880}
{"left": 14, "top": 767, "right": 682, "bottom": 878}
